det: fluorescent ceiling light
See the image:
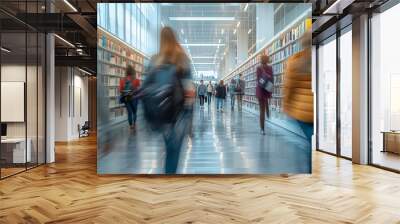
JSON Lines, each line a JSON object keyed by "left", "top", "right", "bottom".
{"left": 169, "top": 17, "right": 235, "bottom": 21}
{"left": 1, "top": 47, "right": 11, "bottom": 53}
{"left": 248, "top": 29, "right": 252, "bottom": 34}
{"left": 236, "top": 21, "right": 240, "bottom": 28}
{"left": 244, "top": 3, "right": 249, "bottom": 11}
{"left": 182, "top": 43, "right": 225, "bottom": 47}
{"left": 218, "top": 39, "right": 221, "bottom": 44}
{"left": 54, "top": 34, "right": 75, "bottom": 48}
{"left": 63, "top": 0, "right": 78, "bottom": 12}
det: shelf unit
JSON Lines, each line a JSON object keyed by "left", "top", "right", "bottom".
{"left": 223, "top": 14, "right": 311, "bottom": 135}
{"left": 97, "top": 27, "right": 148, "bottom": 123}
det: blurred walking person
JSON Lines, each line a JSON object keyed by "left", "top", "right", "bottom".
{"left": 119, "top": 65, "right": 140, "bottom": 130}
{"left": 215, "top": 80, "right": 227, "bottom": 112}
{"left": 228, "top": 79, "right": 236, "bottom": 110}
{"left": 141, "top": 27, "right": 193, "bottom": 174}
{"left": 206, "top": 81, "right": 213, "bottom": 105}
{"left": 256, "top": 55, "right": 273, "bottom": 135}
{"left": 197, "top": 80, "right": 206, "bottom": 109}
{"left": 236, "top": 73, "right": 245, "bottom": 110}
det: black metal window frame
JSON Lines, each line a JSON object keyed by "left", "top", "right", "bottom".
{"left": 315, "top": 23, "right": 353, "bottom": 161}
{"left": 0, "top": 0, "right": 48, "bottom": 180}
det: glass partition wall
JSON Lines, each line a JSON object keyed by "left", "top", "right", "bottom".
{"left": 316, "top": 26, "right": 353, "bottom": 159}
{"left": 0, "top": 5, "right": 46, "bottom": 179}
{"left": 370, "top": 3, "right": 400, "bottom": 171}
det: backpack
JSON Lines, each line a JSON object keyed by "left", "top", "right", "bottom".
{"left": 141, "top": 64, "right": 184, "bottom": 129}
{"left": 119, "top": 78, "right": 134, "bottom": 104}
{"left": 235, "top": 80, "right": 243, "bottom": 93}
{"left": 258, "top": 66, "right": 273, "bottom": 93}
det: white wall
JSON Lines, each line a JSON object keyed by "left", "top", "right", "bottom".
{"left": 55, "top": 67, "right": 89, "bottom": 141}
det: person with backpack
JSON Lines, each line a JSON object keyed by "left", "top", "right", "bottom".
{"left": 206, "top": 81, "right": 213, "bottom": 105}
{"left": 215, "top": 80, "right": 227, "bottom": 112}
{"left": 228, "top": 79, "right": 237, "bottom": 110}
{"left": 235, "top": 73, "right": 245, "bottom": 110}
{"left": 197, "top": 80, "right": 207, "bottom": 108}
{"left": 140, "top": 27, "right": 193, "bottom": 174}
{"left": 256, "top": 55, "right": 273, "bottom": 135}
{"left": 119, "top": 65, "right": 140, "bottom": 130}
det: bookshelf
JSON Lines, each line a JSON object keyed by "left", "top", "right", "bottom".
{"left": 97, "top": 27, "right": 148, "bottom": 123}
{"left": 223, "top": 14, "right": 311, "bottom": 137}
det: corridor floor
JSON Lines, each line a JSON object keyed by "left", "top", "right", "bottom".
{"left": 98, "top": 99, "right": 311, "bottom": 174}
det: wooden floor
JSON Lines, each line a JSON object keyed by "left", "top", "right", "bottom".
{"left": 1, "top": 136, "right": 400, "bottom": 224}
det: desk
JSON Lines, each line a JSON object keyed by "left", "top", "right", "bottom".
{"left": 382, "top": 131, "right": 400, "bottom": 155}
{"left": 1, "top": 138, "right": 31, "bottom": 163}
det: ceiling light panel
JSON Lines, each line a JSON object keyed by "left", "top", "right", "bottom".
{"left": 169, "top": 17, "right": 235, "bottom": 21}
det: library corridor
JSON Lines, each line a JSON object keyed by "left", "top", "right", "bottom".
{"left": 98, "top": 101, "right": 311, "bottom": 174}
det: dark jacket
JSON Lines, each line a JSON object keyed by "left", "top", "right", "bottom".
{"left": 215, "top": 84, "right": 227, "bottom": 99}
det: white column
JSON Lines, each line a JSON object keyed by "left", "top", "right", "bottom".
{"left": 237, "top": 21, "right": 249, "bottom": 65}
{"left": 256, "top": 4, "right": 274, "bottom": 50}
{"left": 352, "top": 14, "right": 369, "bottom": 164}
{"left": 46, "top": 32, "right": 55, "bottom": 163}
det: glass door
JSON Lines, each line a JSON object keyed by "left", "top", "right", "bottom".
{"left": 339, "top": 27, "right": 352, "bottom": 158}
{"left": 317, "top": 35, "right": 337, "bottom": 154}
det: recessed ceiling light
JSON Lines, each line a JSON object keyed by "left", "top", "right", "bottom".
{"left": 233, "top": 29, "right": 237, "bottom": 34}
{"left": 236, "top": 21, "right": 240, "bottom": 28}
{"left": 248, "top": 29, "right": 252, "bottom": 34}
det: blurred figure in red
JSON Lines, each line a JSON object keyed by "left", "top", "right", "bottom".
{"left": 141, "top": 27, "right": 194, "bottom": 174}
{"left": 256, "top": 55, "right": 273, "bottom": 135}
{"left": 119, "top": 65, "right": 140, "bottom": 130}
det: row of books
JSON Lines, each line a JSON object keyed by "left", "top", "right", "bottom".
{"left": 272, "top": 87, "right": 283, "bottom": 98}
{"left": 269, "top": 41, "right": 302, "bottom": 63}
{"left": 244, "top": 88, "right": 256, "bottom": 96}
{"left": 99, "top": 35, "right": 145, "bottom": 64}
{"left": 273, "top": 74, "right": 284, "bottom": 86}
{"left": 244, "top": 95, "right": 258, "bottom": 104}
{"left": 245, "top": 80, "right": 257, "bottom": 89}
{"left": 270, "top": 98, "right": 283, "bottom": 112}
{"left": 108, "top": 88, "right": 119, "bottom": 97}
{"left": 266, "top": 20, "right": 306, "bottom": 55}
{"left": 244, "top": 73, "right": 256, "bottom": 82}
{"left": 272, "top": 62, "right": 285, "bottom": 74}
{"left": 98, "top": 29, "right": 147, "bottom": 121}
{"left": 103, "top": 76, "right": 119, "bottom": 87}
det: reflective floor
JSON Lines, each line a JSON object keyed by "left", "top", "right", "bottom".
{"left": 98, "top": 99, "right": 311, "bottom": 174}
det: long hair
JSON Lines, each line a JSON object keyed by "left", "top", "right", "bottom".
{"left": 155, "top": 27, "right": 189, "bottom": 71}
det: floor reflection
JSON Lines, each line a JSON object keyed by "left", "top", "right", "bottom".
{"left": 98, "top": 99, "right": 311, "bottom": 174}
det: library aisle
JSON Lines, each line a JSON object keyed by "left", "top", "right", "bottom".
{"left": 98, "top": 100, "right": 311, "bottom": 174}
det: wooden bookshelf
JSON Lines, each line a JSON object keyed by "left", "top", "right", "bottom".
{"left": 97, "top": 27, "right": 148, "bottom": 123}
{"left": 223, "top": 14, "right": 311, "bottom": 135}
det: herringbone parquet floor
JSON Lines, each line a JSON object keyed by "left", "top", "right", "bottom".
{"left": 1, "top": 136, "right": 400, "bottom": 224}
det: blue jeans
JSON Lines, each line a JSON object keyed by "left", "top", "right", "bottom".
{"left": 230, "top": 94, "right": 235, "bottom": 108}
{"left": 207, "top": 92, "right": 212, "bottom": 104}
{"left": 125, "top": 99, "right": 138, "bottom": 126}
{"left": 216, "top": 98, "right": 224, "bottom": 110}
{"left": 297, "top": 120, "right": 313, "bottom": 144}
